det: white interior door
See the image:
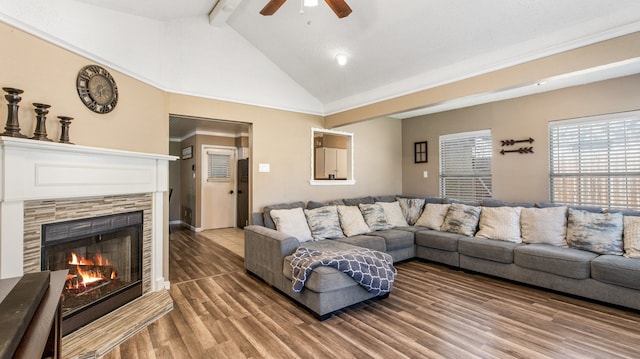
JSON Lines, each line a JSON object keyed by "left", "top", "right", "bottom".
{"left": 201, "top": 146, "right": 236, "bottom": 230}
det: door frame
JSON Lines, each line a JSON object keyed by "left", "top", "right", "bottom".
{"left": 200, "top": 145, "right": 238, "bottom": 230}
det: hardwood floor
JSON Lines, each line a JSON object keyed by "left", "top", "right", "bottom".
{"left": 102, "top": 227, "right": 640, "bottom": 358}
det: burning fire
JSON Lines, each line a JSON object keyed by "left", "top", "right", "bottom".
{"left": 66, "top": 252, "right": 117, "bottom": 289}
{"left": 69, "top": 252, "right": 111, "bottom": 266}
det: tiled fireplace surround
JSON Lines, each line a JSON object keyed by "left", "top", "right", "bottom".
{"left": 0, "top": 136, "right": 175, "bottom": 357}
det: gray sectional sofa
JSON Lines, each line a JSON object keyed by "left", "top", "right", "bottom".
{"left": 244, "top": 195, "right": 640, "bottom": 320}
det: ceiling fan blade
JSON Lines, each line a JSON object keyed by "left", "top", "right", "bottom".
{"left": 325, "top": 0, "right": 352, "bottom": 18}
{"left": 260, "top": 0, "right": 287, "bottom": 16}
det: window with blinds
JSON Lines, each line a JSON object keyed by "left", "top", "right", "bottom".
{"left": 549, "top": 111, "right": 640, "bottom": 209}
{"left": 207, "top": 153, "right": 231, "bottom": 181}
{"left": 439, "top": 129, "right": 492, "bottom": 201}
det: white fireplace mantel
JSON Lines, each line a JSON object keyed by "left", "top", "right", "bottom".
{"left": 0, "top": 136, "right": 176, "bottom": 291}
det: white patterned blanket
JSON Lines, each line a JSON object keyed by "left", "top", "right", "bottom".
{"left": 290, "top": 247, "right": 396, "bottom": 295}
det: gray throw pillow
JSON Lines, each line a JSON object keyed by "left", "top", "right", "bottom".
{"left": 304, "top": 205, "right": 345, "bottom": 240}
{"left": 397, "top": 197, "right": 426, "bottom": 225}
{"left": 358, "top": 203, "right": 391, "bottom": 231}
{"left": 566, "top": 208, "right": 623, "bottom": 255}
{"left": 441, "top": 203, "right": 481, "bottom": 236}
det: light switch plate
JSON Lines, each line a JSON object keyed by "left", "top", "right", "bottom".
{"left": 423, "top": 171, "right": 428, "bottom": 178}
{"left": 259, "top": 163, "right": 270, "bottom": 173}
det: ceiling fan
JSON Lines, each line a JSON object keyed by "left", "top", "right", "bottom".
{"left": 260, "top": 0, "right": 352, "bottom": 18}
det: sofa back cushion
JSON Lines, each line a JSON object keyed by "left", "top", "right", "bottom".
{"left": 566, "top": 208, "right": 623, "bottom": 255}
{"left": 270, "top": 207, "right": 313, "bottom": 242}
{"left": 520, "top": 206, "right": 568, "bottom": 246}
{"left": 304, "top": 205, "right": 345, "bottom": 240}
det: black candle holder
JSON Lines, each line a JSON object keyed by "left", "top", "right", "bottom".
{"left": 58, "top": 116, "right": 74, "bottom": 144}
{"left": 2, "top": 87, "right": 27, "bottom": 138}
{"left": 31, "top": 103, "right": 53, "bottom": 141}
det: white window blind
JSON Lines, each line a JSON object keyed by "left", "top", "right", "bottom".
{"left": 208, "top": 153, "right": 231, "bottom": 180}
{"left": 549, "top": 111, "right": 640, "bottom": 209}
{"left": 439, "top": 130, "right": 492, "bottom": 201}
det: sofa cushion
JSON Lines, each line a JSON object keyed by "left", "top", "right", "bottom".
{"left": 591, "top": 255, "right": 640, "bottom": 290}
{"left": 397, "top": 197, "right": 426, "bottom": 225}
{"left": 475, "top": 206, "right": 522, "bottom": 243}
{"left": 365, "top": 229, "right": 414, "bottom": 251}
{"left": 343, "top": 196, "right": 375, "bottom": 206}
{"left": 514, "top": 244, "right": 598, "bottom": 279}
{"left": 520, "top": 206, "right": 567, "bottom": 246}
{"left": 458, "top": 236, "right": 522, "bottom": 263}
{"left": 441, "top": 203, "right": 481, "bottom": 237}
{"left": 359, "top": 203, "right": 391, "bottom": 231}
{"left": 304, "top": 205, "right": 345, "bottom": 240}
{"left": 263, "top": 201, "right": 305, "bottom": 229}
{"left": 283, "top": 241, "right": 361, "bottom": 292}
{"left": 566, "top": 209, "right": 623, "bottom": 255}
{"left": 624, "top": 216, "right": 640, "bottom": 258}
{"left": 415, "top": 203, "right": 450, "bottom": 230}
{"left": 337, "top": 234, "right": 386, "bottom": 252}
{"left": 270, "top": 207, "right": 313, "bottom": 242}
{"left": 415, "top": 230, "right": 461, "bottom": 252}
{"left": 376, "top": 201, "right": 409, "bottom": 227}
{"left": 481, "top": 199, "right": 534, "bottom": 208}
{"left": 337, "top": 205, "right": 371, "bottom": 236}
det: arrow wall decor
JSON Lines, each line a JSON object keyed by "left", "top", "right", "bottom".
{"left": 500, "top": 147, "right": 534, "bottom": 155}
{"left": 501, "top": 137, "right": 534, "bottom": 146}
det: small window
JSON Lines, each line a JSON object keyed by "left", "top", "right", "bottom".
{"left": 549, "top": 111, "right": 640, "bottom": 209}
{"left": 310, "top": 128, "right": 355, "bottom": 185}
{"left": 207, "top": 153, "right": 231, "bottom": 180}
{"left": 439, "top": 130, "right": 492, "bottom": 201}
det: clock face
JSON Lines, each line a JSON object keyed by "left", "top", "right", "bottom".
{"left": 76, "top": 65, "right": 118, "bottom": 114}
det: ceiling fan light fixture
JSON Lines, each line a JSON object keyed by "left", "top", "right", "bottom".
{"left": 304, "top": 0, "right": 319, "bottom": 7}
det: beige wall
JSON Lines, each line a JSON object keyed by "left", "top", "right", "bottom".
{"left": 168, "top": 94, "right": 403, "bottom": 213}
{"left": 402, "top": 74, "right": 640, "bottom": 203}
{"left": 0, "top": 22, "right": 167, "bottom": 154}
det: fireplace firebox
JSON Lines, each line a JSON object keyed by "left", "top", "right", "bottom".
{"left": 41, "top": 211, "right": 143, "bottom": 335}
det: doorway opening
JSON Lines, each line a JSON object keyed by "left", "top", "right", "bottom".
{"left": 168, "top": 115, "right": 251, "bottom": 232}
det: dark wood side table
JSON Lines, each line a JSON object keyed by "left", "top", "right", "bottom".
{"left": 0, "top": 270, "right": 67, "bottom": 359}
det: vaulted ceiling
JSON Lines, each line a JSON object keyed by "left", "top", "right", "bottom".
{"left": 2, "top": 0, "right": 640, "bottom": 125}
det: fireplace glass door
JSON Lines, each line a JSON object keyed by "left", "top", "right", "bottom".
{"left": 41, "top": 211, "right": 143, "bottom": 335}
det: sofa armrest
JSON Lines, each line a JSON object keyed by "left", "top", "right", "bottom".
{"left": 244, "top": 225, "right": 299, "bottom": 289}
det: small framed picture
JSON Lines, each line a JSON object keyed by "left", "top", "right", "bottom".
{"left": 414, "top": 141, "right": 427, "bottom": 163}
{"left": 181, "top": 146, "right": 193, "bottom": 160}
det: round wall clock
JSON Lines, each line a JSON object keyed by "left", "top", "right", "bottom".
{"left": 76, "top": 64, "right": 118, "bottom": 114}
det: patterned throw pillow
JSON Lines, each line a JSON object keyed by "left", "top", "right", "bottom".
{"left": 415, "top": 203, "right": 451, "bottom": 230}
{"left": 304, "top": 205, "right": 345, "bottom": 240}
{"left": 475, "top": 206, "right": 522, "bottom": 243}
{"left": 624, "top": 216, "right": 640, "bottom": 258}
{"left": 397, "top": 197, "right": 426, "bottom": 225}
{"left": 520, "top": 206, "right": 567, "bottom": 246}
{"left": 358, "top": 203, "right": 391, "bottom": 231}
{"left": 376, "top": 201, "right": 409, "bottom": 228}
{"left": 337, "top": 205, "right": 371, "bottom": 236}
{"left": 440, "top": 203, "right": 481, "bottom": 236}
{"left": 566, "top": 209, "right": 623, "bottom": 255}
{"left": 270, "top": 207, "right": 313, "bottom": 242}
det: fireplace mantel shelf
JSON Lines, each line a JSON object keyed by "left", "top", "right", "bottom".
{"left": 0, "top": 136, "right": 177, "bottom": 162}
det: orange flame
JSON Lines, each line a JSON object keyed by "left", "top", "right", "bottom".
{"left": 67, "top": 251, "right": 116, "bottom": 288}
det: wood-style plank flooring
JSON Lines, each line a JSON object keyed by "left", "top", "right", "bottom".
{"left": 103, "top": 227, "right": 640, "bottom": 358}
